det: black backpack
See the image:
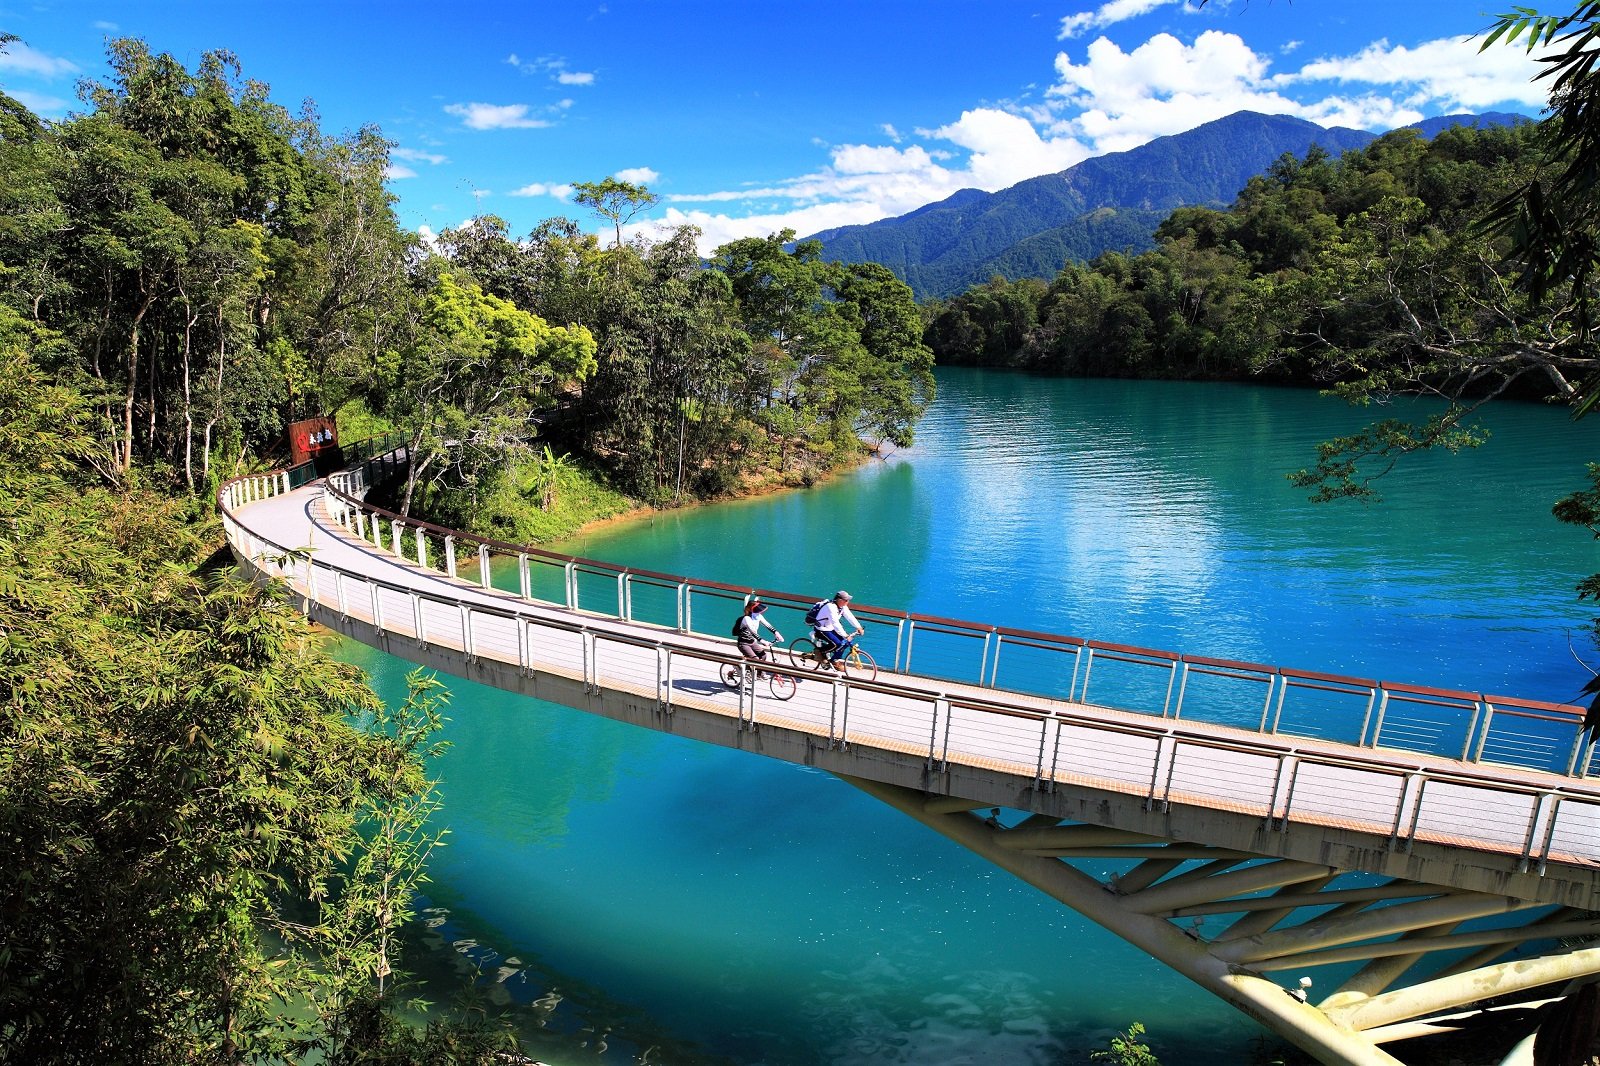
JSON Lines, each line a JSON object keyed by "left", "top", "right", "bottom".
{"left": 804, "top": 599, "right": 827, "bottom": 627}
{"left": 731, "top": 616, "right": 747, "bottom": 638}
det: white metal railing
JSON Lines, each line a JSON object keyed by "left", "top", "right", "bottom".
{"left": 216, "top": 469, "right": 1600, "bottom": 875}
{"left": 304, "top": 469, "right": 1599, "bottom": 780}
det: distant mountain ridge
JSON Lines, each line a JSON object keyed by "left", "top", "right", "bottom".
{"left": 804, "top": 110, "right": 1530, "bottom": 300}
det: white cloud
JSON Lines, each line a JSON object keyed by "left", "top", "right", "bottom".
{"left": 931, "top": 109, "right": 1089, "bottom": 187}
{"left": 594, "top": 20, "right": 1546, "bottom": 261}
{"left": 638, "top": 201, "right": 890, "bottom": 254}
{"left": 0, "top": 41, "right": 79, "bottom": 79}
{"left": 506, "top": 52, "right": 595, "bottom": 86}
{"left": 5, "top": 88, "right": 72, "bottom": 117}
{"left": 393, "top": 147, "right": 449, "bottom": 165}
{"left": 508, "top": 181, "right": 575, "bottom": 198}
{"left": 444, "top": 102, "right": 550, "bottom": 130}
{"left": 1275, "top": 35, "right": 1547, "bottom": 110}
{"left": 1059, "top": 0, "right": 1186, "bottom": 40}
{"left": 1042, "top": 29, "right": 1542, "bottom": 155}
{"left": 384, "top": 163, "right": 418, "bottom": 180}
{"left": 614, "top": 166, "right": 660, "bottom": 185}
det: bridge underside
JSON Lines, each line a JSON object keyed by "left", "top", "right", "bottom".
{"left": 847, "top": 776, "right": 1600, "bottom": 1066}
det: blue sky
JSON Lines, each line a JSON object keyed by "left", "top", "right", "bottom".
{"left": 0, "top": 1, "right": 1553, "bottom": 254}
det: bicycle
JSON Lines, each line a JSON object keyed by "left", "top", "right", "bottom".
{"left": 787, "top": 633, "right": 878, "bottom": 682}
{"left": 720, "top": 644, "right": 797, "bottom": 701}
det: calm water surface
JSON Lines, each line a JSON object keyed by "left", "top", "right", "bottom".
{"left": 338, "top": 370, "right": 1600, "bottom": 1065}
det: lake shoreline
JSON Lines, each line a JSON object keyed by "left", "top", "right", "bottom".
{"left": 559, "top": 449, "right": 880, "bottom": 544}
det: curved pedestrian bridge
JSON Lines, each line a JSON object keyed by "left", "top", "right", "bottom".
{"left": 222, "top": 452, "right": 1600, "bottom": 1066}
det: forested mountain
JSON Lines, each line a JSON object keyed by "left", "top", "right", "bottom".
{"left": 808, "top": 110, "right": 1527, "bottom": 300}
{"left": 919, "top": 120, "right": 1565, "bottom": 401}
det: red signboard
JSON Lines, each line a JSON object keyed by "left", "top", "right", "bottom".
{"left": 288, "top": 417, "right": 338, "bottom": 467}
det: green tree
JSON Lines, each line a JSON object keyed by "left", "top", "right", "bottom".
{"left": 572, "top": 175, "right": 661, "bottom": 252}
{"left": 378, "top": 270, "right": 597, "bottom": 514}
{"left": 1481, "top": 3, "right": 1600, "bottom": 374}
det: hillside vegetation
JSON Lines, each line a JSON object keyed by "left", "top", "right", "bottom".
{"left": 808, "top": 110, "right": 1523, "bottom": 300}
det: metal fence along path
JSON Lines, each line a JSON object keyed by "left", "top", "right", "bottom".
{"left": 219, "top": 456, "right": 1600, "bottom": 889}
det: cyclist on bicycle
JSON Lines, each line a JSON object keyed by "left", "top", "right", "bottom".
{"left": 734, "top": 599, "right": 783, "bottom": 670}
{"left": 811, "top": 590, "right": 864, "bottom": 671}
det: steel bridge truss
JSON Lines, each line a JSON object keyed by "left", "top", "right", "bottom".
{"left": 848, "top": 776, "right": 1600, "bottom": 1066}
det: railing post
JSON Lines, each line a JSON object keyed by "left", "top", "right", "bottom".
{"left": 565, "top": 561, "right": 578, "bottom": 609}
{"left": 416, "top": 531, "right": 428, "bottom": 571}
{"left": 1569, "top": 730, "right": 1594, "bottom": 778}
{"left": 927, "top": 697, "right": 948, "bottom": 767}
{"left": 335, "top": 571, "right": 349, "bottom": 618}
{"left": 1390, "top": 773, "right": 1425, "bottom": 851}
{"left": 1268, "top": 754, "right": 1299, "bottom": 830}
{"left": 1461, "top": 699, "right": 1484, "bottom": 762}
{"left": 392, "top": 520, "right": 404, "bottom": 558}
{"left": 1519, "top": 791, "right": 1556, "bottom": 872}
{"left": 1369, "top": 689, "right": 1392, "bottom": 748}
{"left": 479, "top": 545, "right": 491, "bottom": 589}
{"left": 661, "top": 647, "right": 674, "bottom": 714}
{"left": 582, "top": 630, "right": 597, "bottom": 693}
{"left": 1166, "top": 659, "right": 1186, "bottom": 719}
{"left": 518, "top": 553, "right": 531, "bottom": 600}
{"left": 1148, "top": 733, "right": 1177, "bottom": 811}
{"left": 443, "top": 535, "right": 457, "bottom": 578}
{"left": 988, "top": 633, "right": 1005, "bottom": 687}
{"left": 1078, "top": 646, "right": 1098, "bottom": 704}
{"left": 1472, "top": 701, "right": 1495, "bottom": 764}
{"left": 1258, "top": 673, "right": 1278, "bottom": 733}
{"left": 1033, "top": 714, "right": 1051, "bottom": 787}
{"left": 412, "top": 591, "right": 426, "bottom": 646}
{"left": 979, "top": 630, "right": 993, "bottom": 688}
{"left": 617, "top": 573, "right": 627, "bottom": 619}
{"left": 903, "top": 620, "right": 917, "bottom": 675}
{"left": 460, "top": 604, "right": 474, "bottom": 660}
{"left": 894, "top": 618, "right": 907, "bottom": 673}
{"left": 370, "top": 582, "right": 384, "bottom": 631}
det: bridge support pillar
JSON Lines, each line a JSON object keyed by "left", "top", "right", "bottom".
{"left": 843, "top": 776, "right": 1600, "bottom": 1066}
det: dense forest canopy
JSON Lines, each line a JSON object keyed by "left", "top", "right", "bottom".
{"left": 0, "top": 35, "right": 934, "bottom": 524}
{"left": 921, "top": 119, "right": 1600, "bottom": 503}
{"left": 0, "top": 31, "right": 934, "bottom": 1062}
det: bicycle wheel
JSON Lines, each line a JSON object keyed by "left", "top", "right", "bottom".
{"left": 767, "top": 672, "right": 797, "bottom": 701}
{"left": 846, "top": 647, "right": 878, "bottom": 682}
{"left": 720, "top": 662, "right": 743, "bottom": 689}
{"left": 788, "top": 635, "right": 827, "bottom": 672}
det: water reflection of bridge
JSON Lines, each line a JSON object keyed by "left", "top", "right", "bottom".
{"left": 222, "top": 448, "right": 1600, "bottom": 1066}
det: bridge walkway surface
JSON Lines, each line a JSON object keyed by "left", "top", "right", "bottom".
{"left": 221, "top": 457, "right": 1600, "bottom": 1066}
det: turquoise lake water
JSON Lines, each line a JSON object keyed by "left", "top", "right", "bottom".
{"left": 336, "top": 369, "right": 1600, "bottom": 1064}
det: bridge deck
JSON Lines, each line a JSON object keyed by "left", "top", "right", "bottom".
{"left": 224, "top": 477, "right": 1600, "bottom": 907}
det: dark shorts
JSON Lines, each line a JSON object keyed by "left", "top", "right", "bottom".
{"left": 737, "top": 639, "right": 768, "bottom": 661}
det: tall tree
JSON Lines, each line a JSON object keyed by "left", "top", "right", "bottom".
{"left": 377, "top": 270, "right": 597, "bottom": 515}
